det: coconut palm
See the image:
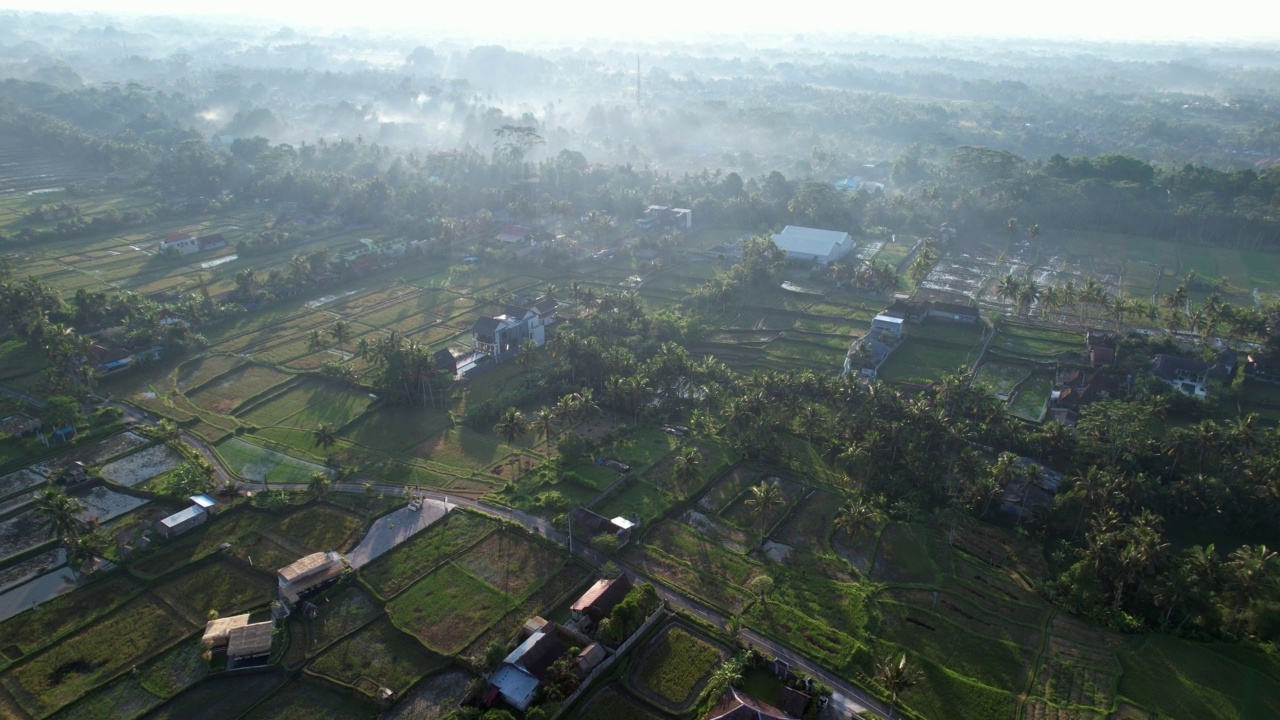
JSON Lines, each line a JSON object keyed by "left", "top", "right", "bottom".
{"left": 312, "top": 422, "right": 337, "bottom": 451}
{"left": 745, "top": 479, "right": 785, "bottom": 547}
{"left": 875, "top": 653, "right": 923, "bottom": 719}
{"left": 671, "top": 447, "right": 702, "bottom": 495}
{"left": 493, "top": 407, "right": 528, "bottom": 450}
{"left": 308, "top": 471, "right": 330, "bottom": 498}
{"left": 329, "top": 320, "right": 352, "bottom": 348}
{"left": 834, "top": 499, "right": 877, "bottom": 540}
{"left": 34, "top": 485, "right": 83, "bottom": 541}
{"left": 533, "top": 407, "right": 557, "bottom": 454}
{"left": 306, "top": 328, "right": 326, "bottom": 352}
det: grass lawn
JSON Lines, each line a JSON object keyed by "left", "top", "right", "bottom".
{"left": 360, "top": 510, "right": 496, "bottom": 599}
{"left": 973, "top": 360, "right": 1033, "bottom": 399}
{"left": 309, "top": 617, "right": 447, "bottom": 697}
{"left": 301, "top": 584, "right": 383, "bottom": 657}
{"left": 240, "top": 677, "right": 378, "bottom": 720}
{"left": 272, "top": 503, "right": 364, "bottom": 553}
{"left": 876, "top": 337, "right": 976, "bottom": 384}
{"left": 898, "top": 655, "right": 1019, "bottom": 720}
{"left": 990, "top": 323, "right": 1081, "bottom": 363}
{"left": 235, "top": 379, "right": 370, "bottom": 430}
{"left": 215, "top": 438, "right": 329, "bottom": 484}
{"left": 871, "top": 524, "right": 939, "bottom": 585}
{"left": 185, "top": 365, "right": 292, "bottom": 416}
{"left": 698, "top": 465, "right": 760, "bottom": 514}
{"left": 599, "top": 428, "right": 680, "bottom": 473}
{"left": 410, "top": 427, "right": 511, "bottom": 473}
{"left": 151, "top": 559, "right": 276, "bottom": 624}
{"left": 1, "top": 595, "right": 193, "bottom": 717}
{"left": 595, "top": 479, "right": 675, "bottom": 522}
{"left": 634, "top": 625, "right": 725, "bottom": 711}
{"left": 387, "top": 563, "right": 509, "bottom": 655}
{"left": 0, "top": 575, "right": 142, "bottom": 663}
{"left": 646, "top": 522, "right": 762, "bottom": 587}
{"left": 622, "top": 543, "right": 750, "bottom": 615}
{"left": 1009, "top": 374, "right": 1053, "bottom": 422}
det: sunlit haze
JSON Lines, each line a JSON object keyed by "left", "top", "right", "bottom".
{"left": 1, "top": 0, "right": 1276, "bottom": 42}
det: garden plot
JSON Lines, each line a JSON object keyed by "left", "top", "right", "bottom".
{"left": 0, "top": 511, "right": 51, "bottom": 562}
{"left": 359, "top": 510, "right": 497, "bottom": 599}
{"left": 85, "top": 432, "right": 150, "bottom": 464}
{"left": 99, "top": 444, "right": 183, "bottom": 487}
{"left": 175, "top": 355, "right": 244, "bottom": 392}
{"left": 234, "top": 379, "right": 369, "bottom": 430}
{"left": 973, "top": 360, "right": 1033, "bottom": 400}
{"left": 152, "top": 560, "right": 275, "bottom": 625}
{"left": 697, "top": 465, "right": 759, "bottom": 513}
{"left": 459, "top": 564, "right": 591, "bottom": 667}
{"left": 74, "top": 486, "right": 149, "bottom": 525}
{"left": 773, "top": 489, "right": 841, "bottom": 553}
{"left": 388, "top": 563, "right": 508, "bottom": 655}
{"left": 681, "top": 508, "right": 751, "bottom": 552}
{"left": 0, "top": 468, "right": 44, "bottom": 498}
{"left": 454, "top": 532, "right": 563, "bottom": 598}
{"left": 216, "top": 438, "right": 329, "bottom": 485}
{"left": 1009, "top": 374, "right": 1053, "bottom": 422}
{"left": 721, "top": 476, "right": 805, "bottom": 531}
{"left": 239, "top": 676, "right": 377, "bottom": 720}
{"left": 299, "top": 585, "right": 382, "bottom": 656}
{"left": 309, "top": 618, "right": 447, "bottom": 698}
{"left": 381, "top": 669, "right": 474, "bottom": 720}
{"left": 271, "top": 504, "right": 363, "bottom": 554}
{"left": 631, "top": 624, "right": 727, "bottom": 714}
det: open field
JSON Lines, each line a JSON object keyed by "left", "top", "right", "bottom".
{"left": 453, "top": 531, "right": 563, "bottom": 597}
{"left": 359, "top": 510, "right": 496, "bottom": 599}
{"left": 271, "top": 503, "right": 364, "bottom": 554}
{"left": 310, "top": 617, "right": 447, "bottom": 697}
{"left": 633, "top": 624, "right": 726, "bottom": 712}
{"left": 578, "top": 684, "right": 670, "bottom": 720}
{"left": 240, "top": 677, "right": 377, "bottom": 720}
{"left": 151, "top": 559, "right": 275, "bottom": 624}
{"left": 387, "top": 562, "right": 508, "bottom": 655}
{"left": 0, "top": 575, "right": 142, "bottom": 664}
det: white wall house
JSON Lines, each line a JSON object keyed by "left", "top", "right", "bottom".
{"left": 770, "top": 226, "right": 854, "bottom": 265}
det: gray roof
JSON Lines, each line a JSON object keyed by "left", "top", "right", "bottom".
{"left": 471, "top": 316, "right": 501, "bottom": 334}
{"left": 160, "top": 505, "right": 205, "bottom": 528}
{"left": 771, "top": 226, "right": 852, "bottom": 259}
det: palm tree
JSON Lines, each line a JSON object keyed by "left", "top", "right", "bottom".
{"left": 745, "top": 479, "right": 785, "bottom": 547}
{"left": 671, "top": 447, "right": 702, "bottom": 495}
{"left": 533, "top": 408, "right": 557, "bottom": 454}
{"left": 329, "top": 320, "right": 352, "bottom": 349}
{"left": 793, "top": 403, "right": 824, "bottom": 445}
{"left": 34, "top": 486, "right": 83, "bottom": 541}
{"left": 306, "top": 328, "right": 326, "bottom": 352}
{"left": 1225, "top": 544, "right": 1278, "bottom": 636}
{"left": 493, "top": 407, "right": 528, "bottom": 450}
{"left": 834, "top": 499, "right": 877, "bottom": 540}
{"left": 996, "top": 273, "right": 1023, "bottom": 305}
{"left": 308, "top": 471, "right": 330, "bottom": 498}
{"left": 312, "top": 423, "right": 337, "bottom": 451}
{"left": 875, "top": 653, "right": 923, "bottom": 719}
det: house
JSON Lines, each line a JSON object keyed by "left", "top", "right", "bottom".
{"left": 570, "top": 574, "right": 634, "bottom": 626}
{"left": 159, "top": 232, "right": 198, "bottom": 255}
{"left": 197, "top": 233, "right": 228, "bottom": 252}
{"left": 470, "top": 296, "right": 556, "bottom": 360}
{"left": 226, "top": 621, "right": 274, "bottom": 663}
{"left": 1052, "top": 368, "right": 1120, "bottom": 409}
{"left": 769, "top": 226, "right": 854, "bottom": 265}
{"left": 278, "top": 551, "right": 346, "bottom": 604}
{"left": 570, "top": 507, "right": 635, "bottom": 547}
{"left": 433, "top": 348, "right": 458, "bottom": 376}
{"left": 487, "top": 624, "right": 576, "bottom": 711}
{"left": 999, "top": 457, "right": 1065, "bottom": 523}
{"left": 927, "top": 301, "right": 980, "bottom": 324}
{"left": 494, "top": 225, "right": 532, "bottom": 244}
{"left": 1086, "top": 331, "right": 1117, "bottom": 366}
{"left": 157, "top": 505, "right": 208, "bottom": 538}
{"left": 334, "top": 237, "right": 408, "bottom": 263}
{"left": 635, "top": 206, "right": 692, "bottom": 234}
{"left": 1151, "top": 353, "right": 1234, "bottom": 399}
{"left": 871, "top": 314, "right": 904, "bottom": 338}
{"left": 881, "top": 296, "right": 928, "bottom": 323}
{"left": 776, "top": 687, "right": 812, "bottom": 719}
{"left": 706, "top": 687, "right": 796, "bottom": 720}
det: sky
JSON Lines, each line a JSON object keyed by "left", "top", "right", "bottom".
{"left": 1, "top": 0, "right": 1275, "bottom": 43}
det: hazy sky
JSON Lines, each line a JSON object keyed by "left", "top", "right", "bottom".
{"left": 1, "top": 0, "right": 1275, "bottom": 43}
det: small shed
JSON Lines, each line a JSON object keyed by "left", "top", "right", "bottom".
{"left": 190, "top": 494, "right": 217, "bottom": 511}
{"left": 871, "top": 314, "right": 905, "bottom": 337}
{"left": 158, "top": 505, "right": 207, "bottom": 538}
{"left": 227, "top": 621, "right": 274, "bottom": 661}
{"left": 202, "top": 614, "right": 250, "bottom": 648}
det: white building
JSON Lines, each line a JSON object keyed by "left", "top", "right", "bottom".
{"left": 770, "top": 226, "right": 854, "bottom": 265}
{"left": 871, "top": 314, "right": 905, "bottom": 337}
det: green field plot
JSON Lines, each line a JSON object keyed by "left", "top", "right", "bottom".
{"left": 697, "top": 465, "right": 760, "bottom": 514}
{"left": 773, "top": 489, "right": 841, "bottom": 552}
{"left": 594, "top": 479, "right": 674, "bottom": 523}
{"left": 871, "top": 523, "right": 939, "bottom": 585}
{"left": 577, "top": 685, "right": 668, "bottom": 720}
{"left": 1117, "top": 633, "right": 1280, "bottom": 720}
{"left": 134, "top": 638, "right": 207, "bottom": 701}
{"left": 185, "top": 365, "right": 292, "bottom": 415}
{"left": 0, "top": 575, "right": 142, "bottom": 663}
{"left": 762, "top": 336, "right": 847, "bottom": 370}
{"left": 152, "top": 559, "right": 275, "bottom": 623}
{"left": 129, "top": 510, "right": 271, "bottom": 579}
{"left": 173, "top": 355, "right": 244, "bottom": 393}
{"left": 973, "top": 360, "right": 1033, "bottom": 399}
{"left": 209, "top": 310, "right": 333, "bottom": 355}
{"left": 1009, "top": 374, "right": 1053, "bottom": 422}
{"left": 991, "top": 324, "right": 1081, "bottom": 363}
{"left": 271, "top": 504, "right": 364, "bottom": 554}
{"left": 454, "top": 531, "right": 564, "bottom": 597}
{"left": 216, "top": 438, "right": 329, "bottom": 484}
{"left": 310, "top": 617, "right": 446, "bottom": 697}
{"left": 229, "top": 533, "right": 297, "bottom": 576}
{"left": 888, "top": 589, "right": 1041, "bottom": 649}
{"left": 0, "top": 339, "right": 50, "bottom": 384}
{"left": 409, "top": 427, "right": 509, "bottom": 472}
{"left": 633, "top": 625, "right": 726, "bottom": 712}
{"left": 1030, "top": 632, "right": 1120, "bottom": 715}
{"left": 300, "top": 585, "right": 383, "bottom": 656}
{"left": 240, "top": 677, "right": 377, "bottom": 720}
{"left": 623, "top": 543, "right": 749, "bottom": 614}
{"left": 388, "top": 563, "right": 508, "bottom": 655}
{"left": 877, "top": 337, "right": 977, "bottom": 385}
{"left": 140, "top": 670, "right": 287, "bottom": 720}
{"left": 745, "top": 594, "right": 863, "bottom": 671}
{"left": 898, "top": 655, "right": 1019, "bottom": 720}
{"left": 341, "top": 406, "right": 449, "bottom": 456}
{"left": 235, "top": 379, "right": 370, "bottom": 430}
{"left": 1, "top": 595, "right": 193, "bottom": 717}
{"left": 359, "top": 511, "right": 496, "bottom": 599}
{"left": 646, "top": 522, "right": 762, "bottom": 587}
{"left": 47, "top": 674, "right": 161, "bottom": 720}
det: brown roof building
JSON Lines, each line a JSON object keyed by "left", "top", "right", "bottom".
{"left": 570, "top": 574, "right": 634, "bottom": 625}
{"left": 706, "top": 688, "right": 796, "bottom": 720}
{"left": 226, "top": 621, "right": 274, "bottom": 660}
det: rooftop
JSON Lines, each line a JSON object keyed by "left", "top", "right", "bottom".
{"left": 771, "top": 226, "right": 851, "bottom": 258}
{"left": 159, "top": 505, "right": 205, "bottom": 529}
{"left": 202, "top": 613, "right": 250, "bottom": 646}
{"left": 278, "top": 551, "right": 343, "bottom": 585}
{"left": 226, "top": 621, "right": 274, "bottom": 658}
